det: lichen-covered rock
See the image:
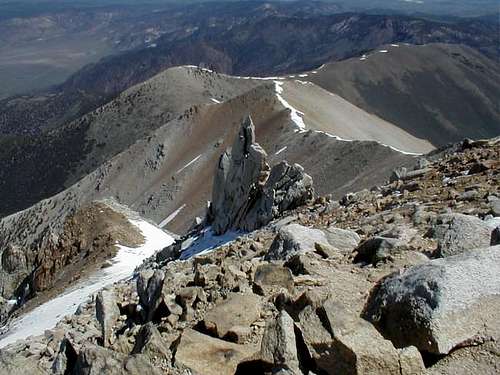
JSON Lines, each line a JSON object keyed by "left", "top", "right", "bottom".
{"left": 432, "top": 213, "right": 493, "bottom": 257}
{"left": 364, "top": 245, "right": 500, "bottom": 354}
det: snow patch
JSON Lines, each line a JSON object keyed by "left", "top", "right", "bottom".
{"left": 275, "top": 146, "right": 288, "bottom": 155}
{"left": 159, "top": 204, "right": 187, "bottom": 228}
{"left": 274, "top": 81, "right": 306, "bottom": 131}
{"left": 314, "top": 130, "right": 422, "bottom": 156}
{"left": 0, "top": 220, "right": 174, "bottom": 348}
{"left": 379, "top": 50, "right": 388, "bottom": 53}
{"left": 211, "top": 98, "right": 221, "bottom": 104}
{"left": 179, "top": 227, "right": 240, "bottom": 260}
{"left": 176, "top": 154, "right": 202, "bottom": 174}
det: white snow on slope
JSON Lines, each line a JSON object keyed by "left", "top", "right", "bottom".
{"left": 315, "top": 130, "right": 423, "bottom": 156}
{"left": 211, "top": 98, "right": 221, "bottom": 104}
{"left": 159, "top": 204, "right": 187, "bottom": 228}
{"left": 274, "top": 81, "right": 306, "bottom": 131}
{"left": 179, "top": 227, "right": 240, "bottom": 260}
{"left": 176, "top": 154, "right": 202, "bottom": 174}
{"left": 0, "top": 220, "right": 174, "bottom": 348}
{"left": 275, "top": 146, "right": 288, "bottom": 155}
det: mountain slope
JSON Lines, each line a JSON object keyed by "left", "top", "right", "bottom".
{"left": 1, "top": 12, "right": 498, "bottom": 136}
{"left": 306, "top": 43, "right": 500, "bottom": 146}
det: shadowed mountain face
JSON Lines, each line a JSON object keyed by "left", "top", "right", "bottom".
{"left": 307, "top": 43, "right": 500, "bottom": 146}
{"left": 0, "top": 10, "right": 498, "bottom": 136}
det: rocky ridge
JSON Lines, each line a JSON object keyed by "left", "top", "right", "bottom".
{"left": 0, "top": 135, "right": 498, "bottom": 373}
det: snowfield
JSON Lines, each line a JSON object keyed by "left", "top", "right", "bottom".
{"left": 0, "top": 220, "right": 174, "bottom": 348}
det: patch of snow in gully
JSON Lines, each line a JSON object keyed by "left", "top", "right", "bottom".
{"left": 0, "top": 220, "right": 174, "bottom": 348}
{"left": 315, "top": 130, "right": 423, "bottom": 156}
{"left": 274, "top": 81, "right": 306, "bottom": 131}
{"left": 179, "top": 227, "right": 240, "bottom": 260}
{"left": 159, "top": 204, "right": 187, "bottom": 228}
{"left": 211, "top": 98, "right": 221, "bottom": 104}
{"left": 275, "top": 146, "right": 288, "bottom": 155}
{"left": 176, "top": 154, "right": 202, "bottom": 174}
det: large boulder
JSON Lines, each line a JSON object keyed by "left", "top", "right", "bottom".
{"left": 297, "top": 297, "right": 421, "bottom": 374}
{"left": 175, "top": 328, "right": 257, "bottom": 375}
{"left": 322, "top": 226, "right": 361, "bottom": 253}
{"left": 260, "top": 310, "right": 301, "bottom": 373}
{"left": 364, "top": 245, "right": 500, "bottom": 354}
{"left": 95, "top": 290, "right": 120, "bottom": 347}
{"left": 432, "top": 213, "right": 493, "bottom": 257}
{"left": 208, "top": 116, "right": 313, "bottom": 235}
{"left": 266, "top": 224, "right": 329, "bottom": 261}
{"left": 202, "top": 292, "right": 262, "bottom": 339}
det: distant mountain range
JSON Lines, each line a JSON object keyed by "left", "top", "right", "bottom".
{"left": 0, "top": 7, "right": 498, "bottom": 136}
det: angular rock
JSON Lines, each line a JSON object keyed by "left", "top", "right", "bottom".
{"left": 74, "top": 343, "right": 162, "bottom": 375}
{"left": 175, "top": 328, "right": 257, "bottom": 375}
{"left": 132, "top": 323, "right": 171, "bottom": 362}
{"left": 96, "top": 290, "right": 120, "bottom": 347}
{"left": 398, "top": 346, "right": 425, "bottom": 375}
{"left": 322, "top": 226, "right": 361, "bottom": 253}
{"left": 208, "top": 116, "right": 313, "bottom": 235}
{"left": 313, "top": 298, "right": 402, "bottom": 375}
{"left": 136, "top": 269, "right": 165, "bottom": 321}
{"left": 254, "top": 264, "right": 294, "bottom": 295}
{"left": 260, "top": 310, "right": 300, "bottom": 373}
{"left": 488, "top": 196, "right": 500, "bottom": 217}
{"left": 203, "top": 292, "right": 262, "bottom": 339}
{"left": 364, "top": 245, "right": 500, "bottom": 354}
{"left": 432, "top": 213, "right": 493, "bottom": 257}
{"left": 353, "top": 237, "right": 401, "bottom": 265}
{"left": 243, "top": 161, "right": 314, "bottom": 231}
{"left": 266, "top": 224, "right": 329, "bottom": 261}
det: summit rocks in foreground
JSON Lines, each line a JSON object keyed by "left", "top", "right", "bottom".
{"left": 0, "top": 137, "right": 499, "bottom": 374}
{"left": 208, "top": 116, "right": 314, "bottom": 235}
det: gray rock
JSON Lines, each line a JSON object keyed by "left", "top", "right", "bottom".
{"left": 364, "top": 245, "right": 500, "bottom": 354}
{"left": 73, "top": 343, "right": 162, "bottom": 375}
{"left": 266, "top": 223, "right": 329, "bottom": 261}
{"left": 253, "top": 264, "right": 294, "bottom": 295}
{"left": 322, "top": 226, "right": 361, "bottom": 253}
{"left": 208, "top": 116, "right": 313, "bottom": 235}
{"left": 175, "top": 328, "right": 257, "bottom": 375}
{"left": 203, "top": 292, "right": 262, "bottom": 339}
{"left": 433, "top": 213, "right": 493, "bottom": 257}
{"left": 260, "top": 310, "right": 300, "bottom": 373}
{"left": 353, "top": 237, "right": 401, "bottom": 265}
{"left": 95, "top": 290, "right": 120, "bottom": 347}
{"left": 209, "top": 116, "right": 270, "bottom": 235}
{"left": 132, "top": 323, "right": 171, "bottom": 362}
{"left": 136, "top": 269, "right": 165, "bottom": 321}
{"left": 488, "top": 196, "right": 500, "bottom": 217}
{"left": 312, "top": 298, "right": 402, "bottom": 375}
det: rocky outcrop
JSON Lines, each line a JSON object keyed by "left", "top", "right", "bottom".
{"left": 209, "top": 116, "right": 313, "bottom": 235}
{"left": 364, "top": 245, "right": 500, "bottom": 354}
